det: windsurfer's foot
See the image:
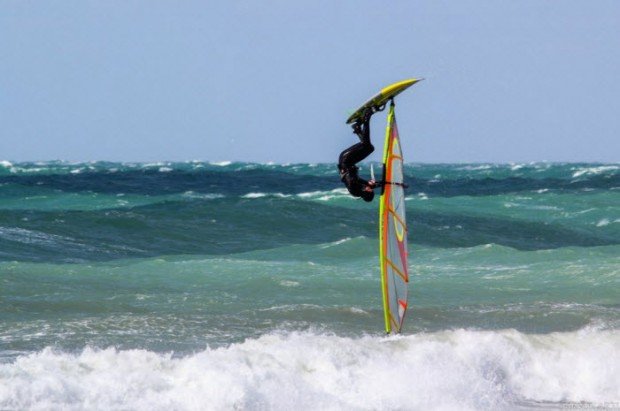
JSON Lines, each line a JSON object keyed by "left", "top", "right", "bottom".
{"left": 352, "top": 121, "right": 363, "bottom": 137}
{"left": 361, "top": 107, "right": 374, "bottom": 123}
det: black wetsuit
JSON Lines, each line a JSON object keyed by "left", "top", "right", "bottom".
{"left": 338, "top": 117, "right": 375, "bottom": 202}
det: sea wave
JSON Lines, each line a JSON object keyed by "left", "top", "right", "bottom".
{"left": 572, "top": 165, "right": 619, "bottom": 179}
{"left": 1, "top": 329, "right": 618, "bottom": 410}
{"left": 0, "top": 227, "right": 82, "bottom": 248}
{"left": 209, "top": 161, "right": 232, "bottom": 167}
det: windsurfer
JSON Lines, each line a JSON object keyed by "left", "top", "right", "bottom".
{"left": 338, "top": 107, "right": 378, "bottom": 202}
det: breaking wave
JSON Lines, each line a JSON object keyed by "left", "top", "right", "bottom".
{"left": 1, "top": 329, "right": 618, "bottom": 410}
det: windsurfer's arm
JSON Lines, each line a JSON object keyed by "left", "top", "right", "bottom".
{"left": 363, "top": 179, "right": 381, "bottom": 192}
{"left": 368, "top": 179, "right": 384, "bottom": 189}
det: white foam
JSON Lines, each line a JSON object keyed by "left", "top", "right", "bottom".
{"left": 142, "top": 162, "right": 165, "bottom": 168}
{"left": 405, "top": 192, "right": 429, "bottom": 201}
{"left": 0, "top": 160, "right": 13, "bottom": 168}
{"left": 242, "top": 192, "right": 267, "bottom": 199}
{"left": 210, "top": 161, "right": 232, "bottom": 167}
{"left": 297, "top": 189, "right": 350, "bottom": 201}
{"left": 347, "top": 307, "right": 369, "bottom": 315}
{"left": 319, "top": 237, "right": 351, "bottom": 249}
{"left": 597, "top": 218, "right": 611, "bottom": 227}
{"left": 15, "top": 167, "right": 47, "bottom": 174}
{"left": 278, "top": 280, "right": 300, "bottom": 287}
{"left": 0, "top": 227, "right": 72, "bottom": 246}
{"left": 240, "top": 192, "right": 291, "bottom": 199}
{"left": 572, "top": 165, "right": 619, "bottom": 178}
{"left": 595, "top": 218, "right": 619, "bottom": 227}
{"left": 1, "top": 329, "right": 618, "bottom": 410}
{"left": 459, "top": 164, "right": 493, "bottom": 171}
{"left": 182, "top": 191, "right": 225, "bottom": 200}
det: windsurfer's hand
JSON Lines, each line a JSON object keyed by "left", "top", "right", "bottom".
{"left": 364, "top": 180, "right": 377, "bottom": 192}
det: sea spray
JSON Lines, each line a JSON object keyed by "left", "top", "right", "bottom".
{"left": 1, "top": 330, "right": 618, "bottom": 410}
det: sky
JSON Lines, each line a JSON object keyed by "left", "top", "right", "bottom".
{"left": 1, "top": 1, "right": 619, "bottom": 164}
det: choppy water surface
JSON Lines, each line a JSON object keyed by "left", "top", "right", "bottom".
{"left": 1, "top": 161, "right": 618, "bottom": 410}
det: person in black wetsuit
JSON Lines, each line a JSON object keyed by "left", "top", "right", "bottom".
{"left": 338, "top": 107, "right": 378, "bottom": 202}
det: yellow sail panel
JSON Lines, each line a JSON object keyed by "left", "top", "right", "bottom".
{"left": 379, "top": 103, "right": 409, "bottom": 334}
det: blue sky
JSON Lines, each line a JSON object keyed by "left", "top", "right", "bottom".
{"left": 1, "top": 1, "right": 619, "bottom": 163}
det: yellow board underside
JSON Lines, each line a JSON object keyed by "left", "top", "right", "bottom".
{"left": 379, "top": 79, "right": 419, "bottom": 98}
{"left": 346, "top": 78, "right": 423, "bottom": 124}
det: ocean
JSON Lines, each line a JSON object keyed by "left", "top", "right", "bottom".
{"left": 0, "top": 160, "right": 618, "bottom": 410}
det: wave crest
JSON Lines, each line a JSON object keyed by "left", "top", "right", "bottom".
{"left": 1, "top": 329, "right": 618, "bottom": 410}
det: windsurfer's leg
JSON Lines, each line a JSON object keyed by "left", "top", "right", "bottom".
{"left": 340, "top": 107, "right": 374, "bottom": 168}
{"left": 359, "top": 119, "right": 370, "bottom": 145}
{"left": 339, "top": 141, "right": 374, "bottom": 169}
{"left": 352, "top": 107, "right": 373, "bottom": 145}
{"left": 339, "top": 144, "right": 358, "bottom": 169}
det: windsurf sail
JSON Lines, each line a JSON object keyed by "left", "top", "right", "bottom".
{"left": 379, "top": 101, "right": 409, "bottom": 334}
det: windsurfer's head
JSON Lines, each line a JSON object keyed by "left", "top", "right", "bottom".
{"left": 361, "top": 189, "right": 374, "bottom": 202}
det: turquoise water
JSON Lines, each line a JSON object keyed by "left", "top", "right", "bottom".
{"left": 1, "top": 161, "right": 619, "bottom": 410}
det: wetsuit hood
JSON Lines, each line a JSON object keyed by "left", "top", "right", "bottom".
{"left": 360, "top": 189, "right": 374, "bottom": 202}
